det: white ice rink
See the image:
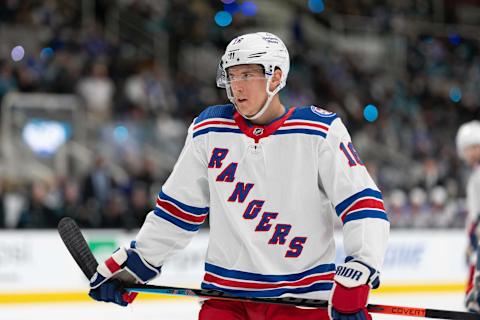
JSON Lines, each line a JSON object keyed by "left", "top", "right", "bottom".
{"left": 0, "top": 291, "right": 467, "bottom": 320}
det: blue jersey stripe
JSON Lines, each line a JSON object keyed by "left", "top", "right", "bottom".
{"left": 159, "top": 191, "right": 209, "bottom": 215}
{"left": 201, "top": 282, "right": 333, "bottom": 297}
{"left": 273, "top": 129, "right": 327, "bottom": 138}
{"left": 343, "top": 210, "right": 389, "bottom": 224}
{"left": 205, "top": 262, "right": 335, "bottom": 282}
{"left": 193, "top": 127, "right": 242, "bottom": 138}
{"left": 153, "top": 208, "right": 201, "bottom": 232}
{"left": 194, "top": 104, "right": 235, "bottom": 124}
{"left": 335, "top": 188, "right": 383, "bottom": 216}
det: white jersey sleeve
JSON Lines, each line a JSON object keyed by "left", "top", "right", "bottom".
{"left": 467, "top": 167, "right": 480, "bottom": 226}
{"left": 134, "top": 121, "right": 209, "bottom": 267}
{"left": 318, "top": 117, "right": 390, "bottom": 270}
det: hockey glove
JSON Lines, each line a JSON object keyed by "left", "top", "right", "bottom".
{"left": 329, "top": 259, "right": 379, "bottom": 320}
{"left": 89, "top": 241, "right": 161, "bottom": 306}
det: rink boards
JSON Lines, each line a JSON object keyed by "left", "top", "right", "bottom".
{"left": 0, "top": 229, "right": 468, "bottom": 303}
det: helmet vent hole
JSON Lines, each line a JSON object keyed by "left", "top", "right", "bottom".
{"left": 248, "top": 52, "right": 267, "bottom": 58}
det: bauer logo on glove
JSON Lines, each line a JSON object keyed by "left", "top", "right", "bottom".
{"left": 335, "top": 261, "right": 372, "bottom": 288}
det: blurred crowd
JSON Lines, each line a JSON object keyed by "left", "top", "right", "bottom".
{"left": 0, "top": 154, "right": 157, "bottom": 229}
{"left": 0, "top": 0, "right": 478, "bottom": 229}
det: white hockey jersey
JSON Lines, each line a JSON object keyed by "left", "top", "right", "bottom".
{"left": 135, "top": 104, "right": 390, "bottom": 300}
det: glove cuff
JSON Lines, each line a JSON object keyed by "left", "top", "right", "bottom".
{"left": 124, "top": 247, "right": 161, "bottom": 283}
{"left": 335, "top": 260, "right": 380, "bottom": 289}
{"left": 90, "top": 243, "right": 161, "bottom": 289}
{"left": 331, "top": 282, "right": 370, "bottom": 313}
{"left": 90, "top": 248, "right": 129, "bottom": 289}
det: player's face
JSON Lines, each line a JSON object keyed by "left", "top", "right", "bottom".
{"left": 227, "top": 64, "right": 268, "bottom": 117}
{"left": 464, "top": 145, "right": 480, "bottom": 166}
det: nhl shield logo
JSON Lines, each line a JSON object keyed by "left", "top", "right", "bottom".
{"left": 253, "top": 128, "right": 264, "bottom": 136}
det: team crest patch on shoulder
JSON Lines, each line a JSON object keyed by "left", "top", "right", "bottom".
{"left": 311, "top": 106, "right": 336, "bottom": 117}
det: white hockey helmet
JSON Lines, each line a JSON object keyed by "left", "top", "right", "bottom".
{"left": 216, "top": 32, "right": 290, "bottom": 120}
{"left": 456, "top": 120, "right": 480, "bottom": 159}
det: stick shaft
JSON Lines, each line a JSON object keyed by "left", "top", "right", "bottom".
{"left": 126, "top": 284, "right": 479, "bottom": 319}
{"left": 126, "top": 284, "right": 328, "bottom": 308}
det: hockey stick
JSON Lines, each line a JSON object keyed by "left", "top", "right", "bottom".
{"left": 58, "top": 217, "right": 480, "bottom": 319}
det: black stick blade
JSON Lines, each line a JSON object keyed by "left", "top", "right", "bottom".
{"left": 58, "top": 217, "right": 98, "bottom": 280}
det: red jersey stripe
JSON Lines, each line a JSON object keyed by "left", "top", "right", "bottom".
{"left": 194, "top": 120, "right": 236, "bottom": 131}
{"left": 282, "top": 121, "right": 329, "bottom": 131}
{"left": 203, "top": 272, "right": 334, "bottom": 290}
{"left": 346, "top": 199, "right": 386, "bottom": 214}
{"left": 156, "top": 198, "right": 207, "bottom": 224}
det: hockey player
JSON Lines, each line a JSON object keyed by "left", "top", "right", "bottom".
{"left": 88, "top": 32, "right": 390, "bottom": 320}
{"left": 457, "top": 121, "right": 480, "bottom": 312}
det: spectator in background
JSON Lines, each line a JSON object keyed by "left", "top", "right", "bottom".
{"left": 130, "top": 156, "right": 157, "bottom": 192}
{"left": 82, "top": 154, "right": 116, "bottom": 226}
{"left": 124, "top": 62, "right": 177, "bottom": 117}
{"left": 82, "top": 23, "right": 109, "bottom": 58}
{"left": 77, "top": 61, "right": 115, "bottom": 122}
{"left": 101, "top": 191, "right": 129, "bottom": 229}
{"left": 128, "top": 182, "right": 151, "bottom": 228}
{"left": 0, "top": 60, "right": 17, "bottom": 103}
{"left": 58, "top": 179, "right": 87, "bottom": 226}
{"left": 43, "top": 50, "right": 82, "bottom": 93}
{"left": 409, "top": 187, "right": 430, "bottom": 228}
{"left": 429, "top": 185, "right": 456, "bottom": 228}
{"left": 16, "top": 180, "right": 58, "bottom": 228}
{"left": 421, "top": 158, "right": 445, "bottom": 191}
{"left": 386, "top": 189, "right": 409, "bottom": 228}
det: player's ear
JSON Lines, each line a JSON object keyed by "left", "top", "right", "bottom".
{"left": 269, "top": 68, "right": 282, "bottom": 91}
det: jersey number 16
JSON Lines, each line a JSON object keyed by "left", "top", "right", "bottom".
{"left": 340, "top": 142, "right": 364, "bottom": 167}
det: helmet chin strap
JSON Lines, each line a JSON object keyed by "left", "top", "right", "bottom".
{"left": 231, "top": 77, "right": 282, "bottom": 121}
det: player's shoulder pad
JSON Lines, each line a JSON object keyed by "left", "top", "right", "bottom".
{"left": 290, "top": 105, "right": 338, "bottom": 126}
{"left": 194, "top": 104, "right": 235, "bottom": 124}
